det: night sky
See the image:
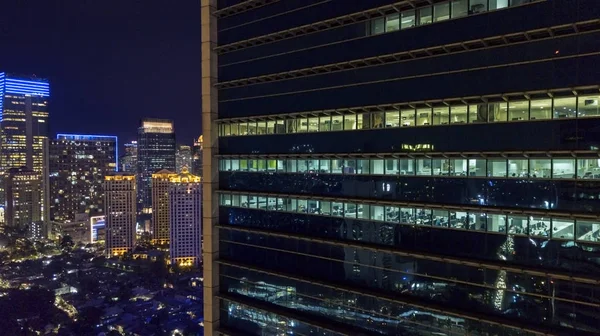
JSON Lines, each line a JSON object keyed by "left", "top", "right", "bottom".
{"left": 0, "top": 0, "right": 201, "bottom": 147}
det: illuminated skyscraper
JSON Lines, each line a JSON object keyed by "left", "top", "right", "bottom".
{"left": 176, "top": 145, "right": 192, "bottom": 173}
{"left": 121, "top": 140, "right": 137, "bottom": 173}
{"left": 5, "top": 167, "right": 43, "bottom": 234}
{"left": 49, "top": 134, "right": 118, "bottom": 222}
{"left": 203, "top": 0, "right": 600, "bottom": 335}
{"left": 137, "top": 119, "right": 176, "bottom": 209}
{"left": 0, "top": 72, "right": 49, "bottom": 225}
{"left": 104, "top": 173, "right": 136, "bottom": 256}
{"left": 191, "top": 136, "right": 203, "bottom": 177}
{"left": 169, "top": 167, "right": 201, "bottom": 267}
{"left": 151, "top": 169, "right": 177, "bottom": 245}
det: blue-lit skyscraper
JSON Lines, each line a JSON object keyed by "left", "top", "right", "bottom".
{"left": 0, "top": 72, "right": 50, "bottom": 227}
{"left": 49, "top": 134, "right": 118, "bottom": 222}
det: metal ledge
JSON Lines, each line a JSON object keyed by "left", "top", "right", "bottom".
{"left": 215, "top": 0, "right": 279, "bottom": 19}
{"left": 216, "top": 20, "right": 600, "bottom": 88}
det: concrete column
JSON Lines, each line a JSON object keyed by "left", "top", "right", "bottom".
{"left": 201, "top": 0, "right": 219, "bottom": 334}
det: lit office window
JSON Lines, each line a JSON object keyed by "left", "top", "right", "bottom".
{"left": 418, "top": 7, "right": 433, "bottom": 25}
{"left": 530, "top": 216, "right": 550, "bottom": 237}
{"left": 530, "top": 159, "right": 551, "bottom": 178}
{"left": 385, "top": 110, "right": 400, "bottom": 127}
{"left": 469, "top": 104, "right": 487, "bottom": 123}
{"left": 344, "top": 114, "right": 356, "bottom": 130}
{"left": 434, "top": 2, "right": 450, "bottom": 22}
{"left": 490, "top": 0, "right": 510, "bottom": 10}
{"left": 450, "top": 104, "right": 468, "bottom": 124}
{"left": 488, "top": 214, "right": 507, "bottom": 233}
{"left": 432, "top": 106, "right": 449, "bottom": 125}
{"left": 508, "top": 159, "right": 528, "bottom": 178}
{"left": 488, "top": 158, "right": 507, "bottom": 177}
{"left": 256, "top": 121, "right": 267, "bottom": 134}
{"left": 371, "top": 159, "right": 384, "bottom": 174}
{"left": 416, "top": 158, "right": 431, "bottom": 175}
{"left": 371, "top": 112, "right": 384, "bottom": 128}
{"left": 357, "top": 159, "right": 370, "bottom": 174}
{"left": 451, "top": 158, "right": 468, "bottom": 176}
{"left": 385, "top": 13, "right": 400, "bottom": 32}
{"left": 357, "top": 113, "right": 369, "bottom": 129}
{"left": 417, "top": 107, "right": 432, "bottom": 126}
{"left": 451, "top": 0, "right": 468, "bottom": 18}
{"left": 319, "top": 159, "right": 330, "bottom": 173}
{"left": 432, "top": 158, "right": 450, "bottom": 175}
{"left": 385, "top": 159, "right": 399, "bottom": 175}
{"left": 319, "top": 115, "right": 331, "bottom": 132}
{"left": 307, "top": 117, "right": 319, "bottom": 132}
{"left": 489, "top": 102, "right": 507, "bottom": 122}
{"left": 552, "top": 159, "right": 575, "bottom": 179}
{"left": 331, "top": 115, "right": 344, "bottom": 131}
{"left": 401, "top": 109, "right": 416, "bottom": 127}
{"left": 577, "top": 159, "right": 600, "bottom": 179}
{"left": 530, "top": 99, "right": 552, "bottom": 120}
{"left": 450, "top": 211, "right": 468, "bottom": 229}
{"left": 401, "top": 10, "right": 416, "bottom": 29}
{"left": 266, "top": 121, "right": 275, "bottom": 134}
{"left": 247, "top": 121, "right": 257, "bottom": 135}
{"left": 554, "top": 97, "right": 577, "bottom": 119}
{"left": 552, "top": 219, "right": 574, "bottom": 240}
{"left": 508, "top": 101, "right": 529, "bottom": 121}
{"left": 468, "top": 158, "right": 486, "bottom": 177}
{"left": 508, "top": 215, "right": 528, "bottom": 235}
{"left": 433, "top": 210, "right": 449, "bottom": 227}
{"left": 576, "top": 220, "right": 600, "bottom": 242}
{"left": 577, "top": 95, "right": 600, "bottom": 118}
{"left": 399, "top": 158, "right": 415, "bottom": 175}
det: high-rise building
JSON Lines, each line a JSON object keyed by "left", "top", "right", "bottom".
{"left": 49, "top": 134, "right": 118, "bottom": 222}
{"left": 121, "top": 140, "right": 138, "bottom": 173}
{"left": 169, "top": 167, "right": 201, "bottom": 267}
{"left": 137, "top": 119, "right": 176, "bottom": 209}
{"left": 176, "top": 145, "right": 192, "bottom": 173}
{"left": 191, "top": 136, "right": 203, "bottom": 177}
{"left": 104, "top": 173, "right": 136, "bottom": 256}
{"left": 5, "top": 167, "right": 43, "bottom": 234}
{"left": 151, "top": 169, "right": 177, "bottom": 245}
{"left": 0, "top": 72, "right": 50, "bottom": 224}
{"left": 202, "top": 1, "right": 600, "bottom": 335}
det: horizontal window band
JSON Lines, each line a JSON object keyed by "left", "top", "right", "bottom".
{"left": 218, "top": 197, "right": 600, "bottom": 245}
{"left": 218, "top": 51, "right": 600, "bottom": 103}
{"left": 216, "top": 189, "right": 600, "bottom": 221}
{"left": 217, "top": 225, "right": 600, "bottom": 286}
{"left": 215, "top": 84, "right": 600, "bottom": 123}
{"left": 218, "top": 293, "right": 357, "bottom": 335}
{"left": 220, "top": 251, "right": 600, "bottom": 310}
{"left": 215, "top": 150, "right": 600, "bottom": 159}
{"left": 217, "top": 20, "right": 600, "bottom": 89}
{"left": 215, "top": 0, "right": 279, "bottom": 19}
{"left": 215, "top": 0, "right": 544, "bottom": 55}
{"left": 218, "top": 258, "right": 594, "bottom": 336}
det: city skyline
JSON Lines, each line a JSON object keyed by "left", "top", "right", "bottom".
{"left": 0, "top": 1, "right": 201, "bottom": 144}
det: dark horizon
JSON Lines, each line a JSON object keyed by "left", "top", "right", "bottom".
{"left": 0, "top": 0, "right": 202, "bottom": 147}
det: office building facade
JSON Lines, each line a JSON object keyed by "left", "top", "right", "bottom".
{"left": 137, "top": 119, "right": 176, "bottom": 209}
{"left": 104, "top": 174, "right": 136, "bottom": 256}
{"left": 121, "top": 140, "right": 138, "bottom": 173}
{"left": 5, "top": 167, "right": 43, "bottom": 234}
{"left": 169, "top": 168, "right": 202, "bottom": 267}
{"left": 0, "top": 72, "right": 50, "bottom": 223}
{"left": 151, "top": 169, "right": 177, "bottom": 245}
{"left": 49, "top": 134, "right": 118, "bottom": 222}
{"left": 203, "top": 0, "right": 600, "bottom": 335}
{"left": 192, "top": 136, "right": 203, "bottom": 177}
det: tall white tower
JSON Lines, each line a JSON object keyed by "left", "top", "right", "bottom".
{"left": 169, "top": 167, "right": 202, "bottom": 267}
{"left": 103, "top": 173, "right": 136, "bottom": 256}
